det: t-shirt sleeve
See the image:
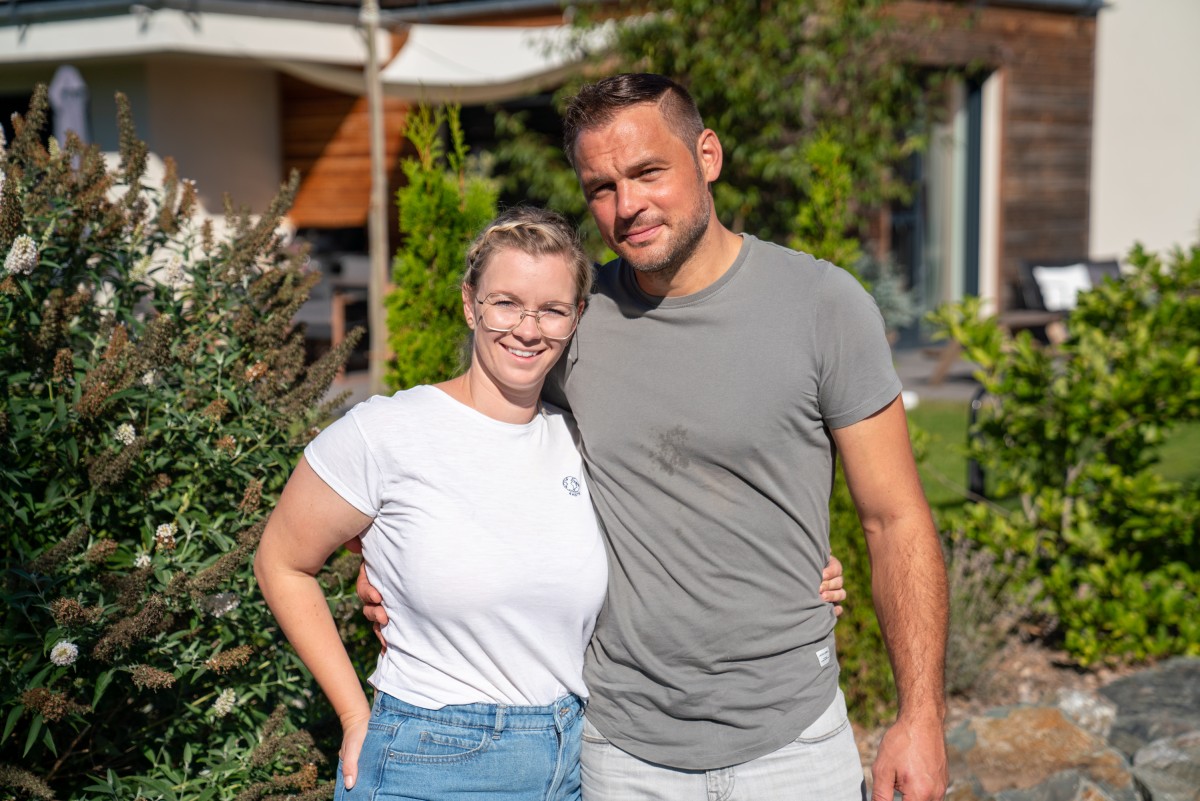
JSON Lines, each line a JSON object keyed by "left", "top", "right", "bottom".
{"left": 815, "top": 266, "right": 903, "bottom": 430}
{"left": 303, "top": 408, "right": 384, "bottom": 517}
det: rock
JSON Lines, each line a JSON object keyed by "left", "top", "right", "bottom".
{"left": 1132, "top": 731, "right": 1200, "bottom": 801}
{"left": 1058, "top": 689, "right": 1118, "bottom": 740}
{"left": 947, "top": 706, "right": 1138, "bottom": 801}
{"left": 994, "top": 771, "right": 1135, "bottom": 801}
{"left": 1100, "top": 657, "right": 1200, "bottom": 758}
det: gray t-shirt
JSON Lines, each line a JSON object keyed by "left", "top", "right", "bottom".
{"left": 544, "top": 235, "right": 901, "bottom": 769}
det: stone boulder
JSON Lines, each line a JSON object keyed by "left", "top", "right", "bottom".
{"left": 1132, "top": 731, "right": 1200, "bottom": 801}
{"left": 947, "top": 706, "right": 1139, "bottom": 801}
{"left": 1100, "top": 658, "right": 1200, "bottom": 759}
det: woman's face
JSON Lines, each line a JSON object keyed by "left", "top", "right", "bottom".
{"left": 462, "top": 247, "right": 582, "bottom": 402}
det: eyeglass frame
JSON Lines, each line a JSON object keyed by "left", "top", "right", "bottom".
{"left": 472, "top": 292, "right": 582, "bottom": 340}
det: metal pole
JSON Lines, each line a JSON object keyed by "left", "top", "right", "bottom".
{"left": 361, "top": 0, "right": 389, "bottom": 396}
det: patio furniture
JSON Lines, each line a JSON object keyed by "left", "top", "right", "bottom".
{"left": 927, "top": 257, "right": 1121, "bottom": 386}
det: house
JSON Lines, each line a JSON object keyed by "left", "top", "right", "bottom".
{"left": 4, "top": 0, "right": 1194, "bottom": 369}
{"left": 0, "top": 0, "right": 586, "bottom": 392}
{"left": 886, "top": 0, "right": 1199, "bottom": 340}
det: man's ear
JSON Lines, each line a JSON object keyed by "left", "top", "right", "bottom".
{"left": 696, "top": 128, "right": 723, "bottom": 184}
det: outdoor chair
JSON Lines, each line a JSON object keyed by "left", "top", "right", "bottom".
{"left": 1012, "top": 257, "right": 1122, "bottom": 343}
{"left": 927, "top": 256, "right": 1122, "bottom": 385}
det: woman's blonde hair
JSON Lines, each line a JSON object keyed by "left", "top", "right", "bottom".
{"left": 463, "top": 206, "right": 593, "bottom": 303}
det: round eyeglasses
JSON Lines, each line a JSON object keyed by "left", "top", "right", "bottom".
{"left": 475, "top": 293, "right": 579, "bottom": 340}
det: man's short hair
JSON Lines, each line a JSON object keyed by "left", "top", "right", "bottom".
{"left": 562, "top": 73, "right": 706, "bottom": 169}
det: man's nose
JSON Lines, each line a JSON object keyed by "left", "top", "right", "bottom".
{"left": 615, "top": 183, "right": 646, "bottom": 221}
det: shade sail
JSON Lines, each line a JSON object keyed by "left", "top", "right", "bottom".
{"left": 379, "top": 23, "right": 608, "bottom": 104}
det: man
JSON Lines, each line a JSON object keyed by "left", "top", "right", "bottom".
{"left": 363, "top": 73, "right": 948, "bottom": 800}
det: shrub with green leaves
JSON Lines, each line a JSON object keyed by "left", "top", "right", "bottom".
{"left": 930, "top": 240, "right": 1200, "bottom": 666}
{"left": 385, "top": 105, "right": 497, "bottom": 390}
{"left": 0, "top": 88, "right": 364, "bottom": 799}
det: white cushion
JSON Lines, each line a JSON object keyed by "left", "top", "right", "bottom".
{"left": 1032, "top": 263, "right": 1092, "bottom": 311}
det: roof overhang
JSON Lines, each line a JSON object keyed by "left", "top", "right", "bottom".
{"left": 0, "top": 6, "right": 386, "bottom": 66}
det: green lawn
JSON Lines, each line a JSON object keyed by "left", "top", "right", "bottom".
{"left": 906, "top": 400, "right": 1200, "bottom": 513}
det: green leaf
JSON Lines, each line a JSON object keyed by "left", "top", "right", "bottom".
{"left": 93, "top": 668, "right": 115, "bottom": 707}
{"left": 23, "top": 714, "right": 42, "bottom": 757}
{"left": 2, "top": 704, "right": 24, "bottom": 744}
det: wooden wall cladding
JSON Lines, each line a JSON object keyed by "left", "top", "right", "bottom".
{"left": 281, "top": 74, "right": 410, "bottom": 230}
{"left": 890, "top": 1, "right": 1098, "bottom": 306}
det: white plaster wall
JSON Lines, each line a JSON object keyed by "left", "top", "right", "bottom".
{"left": 145, "top": 56, "right": 282, "bottom": 214}
{"left": 1090, "top": 0, "right": 1200, "bottom": 258}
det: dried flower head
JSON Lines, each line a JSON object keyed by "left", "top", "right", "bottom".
{"left": 88, "top": 436, "right": 145, "bottom": 490}
{"left": 93, "top": 594, "right": 169, "bottom": 662}
{"left": 155, "top": 522, "right": 177, "bottom": 550}
{"left": 149, "top": 472, "right": 172, "bottom": 493}
{"left": 0, "top": 764, "right": 54, "bottom": 801}
{"left": 212, "top": 688, "right": 237, "bottom": 717}
{"left": 201, "top": 397, "right": 229, "bottom": 422}
{"left": 50, "top": 640, "right": 79, "bottom": 666}
{"left": 204, "top": 644, "right": 254, "bottom": 674}
{"left": 245, "top": 361, "right": 269, "bottom": 382}
{"left": 31, "top": 525, "right": 89, "bottom": 573}
{"left": 249, "top": 704, "right": 324, "bottom": 769}
{"left": 130, "top": 664, "right": 176, "bottom": 690}
{"left": 20, "top": 687, "right": 91, "bottom": 722}
{"left": 215, "top": 434, "right": 237, "bottom": 454}
{"left": 4, "top": 233, "right": 38, "bottom": 275}
{"left": 239, "top": 478, "right": 264, "bottom": 515}
{"left": 53, "top": 347, "right": 75, "bottom": 383}
{"left": 115, "top": 422, "right": 136, "bottom": 446}
{"left": 85, "top": 539, "right": 119, "bottom": 565}
{"left": 50, "top": 597, "right": 104, "bottom": 627}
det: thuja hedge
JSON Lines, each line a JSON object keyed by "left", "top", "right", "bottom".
{"left": 0, "top": 89, "right": 365, "bottom": 799}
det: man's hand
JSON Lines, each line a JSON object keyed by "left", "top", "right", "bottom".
{"left": 347, "top": 537, "right": 389, "bottom": 651}
{"left": 871, "top": 715, "right": 948, "bottom": 801}
{"left": 820, "top": 554, "right": 846, "bottom": 617}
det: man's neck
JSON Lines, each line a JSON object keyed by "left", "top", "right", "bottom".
{"left": 633, "top": 225, "right": 745, "bottom": 298}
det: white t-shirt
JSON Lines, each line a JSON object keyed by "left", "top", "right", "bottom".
{"left": 304, "top": 385, "right": 608, "bottom": 709}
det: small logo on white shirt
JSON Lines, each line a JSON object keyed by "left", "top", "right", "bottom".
{"left": 562, "top": 476, "right": 581, "bottom": 496}
{"left": 816, "top": 647, "right": 831, "bottom": 668}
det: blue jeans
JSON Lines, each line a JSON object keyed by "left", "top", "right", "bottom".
{"left": 580, "top": 688, "right": 865, "bottom": 800}
{"left": 336, "top": 691, "right": 584, "bottom": 801}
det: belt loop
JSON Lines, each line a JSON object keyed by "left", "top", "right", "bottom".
{"left": 493, "top": 705, "right": 507, "bottom": 740}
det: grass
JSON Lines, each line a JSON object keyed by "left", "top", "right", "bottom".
{"left": 906, "top": 400, "right": 1200, "bottom": 513}
{"left": 906, "top": 400, "right": 974, "bottom": 511}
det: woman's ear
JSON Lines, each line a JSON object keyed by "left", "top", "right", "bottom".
{"left": 462, "top": 284, "right": 475, "bottom": 329}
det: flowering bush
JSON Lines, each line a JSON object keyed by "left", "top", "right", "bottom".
{"left": 0, "top": 88, "right": 365, "bottom": 799}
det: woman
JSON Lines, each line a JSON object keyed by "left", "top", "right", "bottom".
{"left": 256, "top": 207, "right": 605, "bottom": 800}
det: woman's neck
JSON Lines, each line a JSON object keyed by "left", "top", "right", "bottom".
{"left": 435, "top": 371, "right": 540, "bottom": 425}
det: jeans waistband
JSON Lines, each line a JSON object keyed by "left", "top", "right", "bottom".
{"left": 372, "top": 691, "right": 585, "bottom": 733}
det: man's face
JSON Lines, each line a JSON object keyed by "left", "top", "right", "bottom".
{"left": 573, "top": 104, "right": 716, "bottom": 277}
